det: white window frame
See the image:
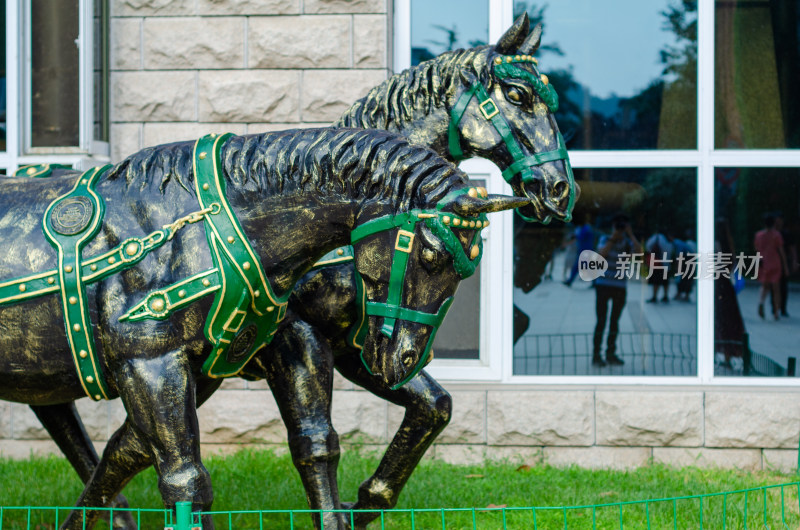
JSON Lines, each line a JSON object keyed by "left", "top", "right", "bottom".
{"left": 399, "top": 0, "right": 800, "bottom": 386}
{"left": 2, "top": 0, "right": 108, "bottom": 175}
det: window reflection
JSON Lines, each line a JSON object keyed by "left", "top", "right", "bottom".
{"left": 715, "top": 168, "right": 800, "bottom": 376}
{"left": 514, "top": 1, "right": 697, "bottom": 150}
{"left": 513, "top": 168, "right": 698, "bottom": 376}
{"left": 715, "top": 0, "right": 800, "bottom": 149}
{"left": 410, "top": 0, "right": 488, "bottom": 65}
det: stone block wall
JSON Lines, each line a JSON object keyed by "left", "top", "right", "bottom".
{"left": 108, "top": 0, "right": 389, "bottom": 162}
{"left": 4, "top": 380, "right": 799, "bottom": 473}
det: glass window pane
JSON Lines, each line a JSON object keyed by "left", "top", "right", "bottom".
{"left": 714, "top": 168, "right": 800, "bottom": 376}
{"left": 432, "top": 178, "right": 485, "bottom": 360}
{"left": 513, "top": 168, "right": 698, "bottom": 376}
{"left": 715, "top": 0, "right": 800, "bottom": 149}
{"left": 31, "top": 0, "right": 79, "bottom": 147}
{"left": 410, "top": 0, "right": 488, "bottom": 66}
{"left": 515, "top": 1, "right": 697, "bottom": 149}
{"left": 0, "top": 1, "right": 6, "bottom": 152}
{"left": 93, "top": 0, "right": 108, "bottom": 143}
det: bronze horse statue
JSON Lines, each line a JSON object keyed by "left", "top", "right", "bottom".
{"left": 16, "top": 14, "right": 575, "bottom": 530}
{"left": 0, "top": 128, "right": 527, "bottom": 528}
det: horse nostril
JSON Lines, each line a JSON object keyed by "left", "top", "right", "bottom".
{"left": 402, "top": 351, "right": 415, "bottom": 368}
{"left": 525, "top": 179, "right": 543, "bottom": 198}
{"left": 553, "top": 180, "right": 568, "bottom": 201}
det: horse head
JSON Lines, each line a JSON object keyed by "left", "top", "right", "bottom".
{"left": 449, "top": 13, "right": 579, "bottom": 224}
{"left": 351, "top": 185, "right": 528, "bottom": 388}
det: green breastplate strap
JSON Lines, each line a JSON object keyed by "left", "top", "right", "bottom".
{"left": 0, "top": 133, "right": 290, "bottom": 399}
{"left": 1, "top": 165, "right": 179, "bottom": 400}
{"left": 120, "top": 133, "right": 289, "bottom": 378}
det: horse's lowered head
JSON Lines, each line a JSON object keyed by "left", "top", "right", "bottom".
{"left": 352, "top": 185, "right": 528, "bottom": 388}
{"left": 448, "top": 13, "right": 579, "bottom": 224}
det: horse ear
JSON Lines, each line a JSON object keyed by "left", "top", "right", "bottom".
{"left": 495, "top": 13, "right": 529, "bottom": 55}
{"left": 451, "top": 193, "right": 530, "bottom": 216}
{"left": 519, "top": 23, "right": 543, "bottom": 55}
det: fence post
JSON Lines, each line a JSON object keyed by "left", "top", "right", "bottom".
{"left": 175, "top": 502, "right": 193, "bottom": 530}
{"left": 742, "top": 333, "right": 751, "bottom": 375}
{"left": 788, "top": 357, "right": 796, "bottom": 377}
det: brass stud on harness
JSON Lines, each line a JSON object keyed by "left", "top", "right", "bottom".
{"left": 64, "top": 265, "right": 74, "bottom": 273}
{"left": 254, "top": 290, "right": 260, "bottom": 298}
{"left": 453, "top": 218, "right": 461, "bottom": 226}
{"left": 470, "top": 245, "right": 480, "bottom": 259}
{"left": 108, "top": 257, "right": 116, "bottom": 265}
{"left": 47, "top": 277, "right": 55, "bottom": 284}
{"left": 79, "top": 350, "right": 87, "bottom": 358}
{"left": 494, "top": 57, "right": 502, "bottom": 65}
{"left": 18, "top": 284, "right": 25, "bottom": 292}
{"left": 199, "top": 152, "right": 207, "bottom": 160}
{"left": 90, "top": 264, "right": 97, "bottom": 271}
{"left": 26, "top": 167, "right": 36, "bottom": 175}
{"left": 242, "top": 262, "right": 251, "bottom": 271}
{"left": 86, "top": 376, "right": 94, "bottom": 384}
{"left": 150, "top": 297, "right": 166, "bottom": 312}
{"left": 442, "top": 216, "right": 451, "bottom": 225}
{"left": 73, "top": 324, "right": 81, "bottom": 332}
{"left": 69, "top": 296, "right": 78, "bottom": 305}
{"left": 203, "top": 183, "right": 210, "bottom": 191}
{"left": 125, "top": 243, "right": 139, "bottom": 256}
{"left": 468, "top": 187, "right": 478, "bottom": 198}
{"left": 202, "top": 279, "right": 211, "bottom": 287}
{"left": 227, "top": 236, "right": 235, "bottom": 244}
{"left": 337, "top": 248, "right": 344, "bottom": 255}
{"left": 541, "top": 74, "right": 549, "bottom": 85}
{"left": 178, "top": 289, "right": 187, "bottom": 298}
{"left": 267, "top": 306, "right": 275, "bottom": 312}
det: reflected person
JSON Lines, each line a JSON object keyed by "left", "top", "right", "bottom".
{"left": 593, "top": 213, "right": 642, "bottom": 367}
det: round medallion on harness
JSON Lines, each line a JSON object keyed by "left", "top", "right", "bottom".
{"left": 228, "top": 324, "right": 257, "bottom": 364}
{"left": 51, "top": 197, "right": 94, "bottom": 235}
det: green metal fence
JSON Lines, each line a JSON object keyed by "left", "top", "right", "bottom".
{"left": 3, "top": 482, "right": 800, "bottom": 529}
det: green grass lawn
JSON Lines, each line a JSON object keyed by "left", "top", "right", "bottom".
{"left": 1, "top": 449, "right": 799, "bottom": 528}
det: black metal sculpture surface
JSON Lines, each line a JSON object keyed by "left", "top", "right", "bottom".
{"left": 0, "top": 128, "right": 528, "bottom": 528}
{"left": 10, "top": 14, "right": 576, "bottom": 530}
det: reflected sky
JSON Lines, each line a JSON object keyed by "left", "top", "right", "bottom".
{"left": 411, "top": 0, "right": 683, "bottom": 99}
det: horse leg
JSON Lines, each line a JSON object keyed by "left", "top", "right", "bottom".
{"left": 31, "top": 403, "right": 137, "bottom": 530}
{"left": 334, "top": 357, "right": 452, "bottom": 529}
{"left": 59, "top": 377, "right": 224, "bottom": 530}
{"left": 258, "top": 319, "right": 347, "bottom": 530}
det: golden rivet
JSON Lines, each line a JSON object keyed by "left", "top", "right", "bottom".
{"left": 533, "top": 57, "right": 538, "bottom": 64}
{"left": 108, "top": 257, "right": 116, "bottom": 264}
{"left": 69, "top": 296, "right": 78, "bottom": 305}
{"left": 242, "top": 262, "right": 251, "bottom": 271}
{"left": 227, "top": 236, "right": 235, "bottom": 244}
{"left": 199, "top": 152, "right": 207, "bottom": 160}
{"left": 485, "top": 219, "right": 490, "bottom": 227}
{"left": 94, "top": 394, "right": 101, "bottom": 400}
{"left": 515, "top": 55, "right": 521, "bottom": 61}
{"left": 81, "top": 179, "right": 88, "bottom": 185}
{"left": 150, "top": 297, "right": 166, "bottom": 312}
{"left": 125, "top": 242, "right": 139, "bottom": 256}
{"left": 442, "top": 216, "right": 451, "bottom": 225}
{"left": 86, "top": 376, "right": 94, "bottom": 384}
{"left": 468, "top": 187, "right": 478, "bottom": 198}
{"left": 210, "top": 133, "right": 217, "bottom": 137}
{"left": 337, "top": 248, "right": 344, "bottom": 256}
{"left": 470, "top": 245, "right": 480, "bottom": 259}
{"left": 90, "top": 264, "right": 97, "bottom": 271}
{"left": 26, "top": 167, "right": 36, "bottom": 175}
{"left": 494, "top": 57, "right": 502, "bottom": 65}
{"left": 79, "top": 350, "right": 88, "bottom": 358}
{"left": 470, "top": 221, "right": 476, "bottom": 228}
{"left": 178, "top": 289, "right": 186, "bottom": 298}
{"left": 453, "top": 218, "right": 461, "bottom": 226}
{"left": 47, "top": 277, "right": 55, "bottom": 284}
{"left": 505, "top": 56, "right": 512, "bottom": 63}
{"left": 254, "top": 290, "right": 260, "bottom": 298}
{"left": 73, "top": 324, "right": 81, "bottom": 332}
{"left": 64, "top": 265, "right": 73, "bottom": 273}
{"left": 267, "top": 306, "right": 275, "bottom": 312}
{"left": 18, "top": 284, "right": 26, "bottom": 292}
{"left": 202, "top": 183, "right": 209, "bottom": 191}
{"left": 476, "top": 221, "right": 483, "bottom": 228}
{"left": 541, "top": 74, "right": 549, "bottom": 85}
{"left": 202, "top": 279, "right": 211, "bottom": 287}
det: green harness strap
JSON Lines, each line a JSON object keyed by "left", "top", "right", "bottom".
{"left": 121, "top": 133, "right": 290, "bottom": 378}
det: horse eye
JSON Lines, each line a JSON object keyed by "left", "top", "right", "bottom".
{"left": 422, "top": 248, "right": 437, "bottom": 264}
{"left": 505, "top": 87, "right": 523, "bottom": 105}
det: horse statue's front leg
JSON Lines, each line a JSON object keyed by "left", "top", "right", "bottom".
{"left": 262, "top": 318, "right": 350, "bottom": 530}
{"left": 31, "top": 403, "right": 138, "bottom": 530}
{"left": 334, "top": 358, "right": 452, "bottom": 530}
{"left": 62, "top": 348, "right": 214, "bottom": 530}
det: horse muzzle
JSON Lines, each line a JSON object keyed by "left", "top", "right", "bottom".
{"left": 517, "top": 164, "right": 579, "bottom": 224}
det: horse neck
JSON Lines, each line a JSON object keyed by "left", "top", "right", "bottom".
{"left": 334, "top": 58, "right": 478, "bottom": 161}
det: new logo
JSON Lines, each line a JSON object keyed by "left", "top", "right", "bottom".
{"left": 578, "top": 250, "right": 607, "bottom": 281}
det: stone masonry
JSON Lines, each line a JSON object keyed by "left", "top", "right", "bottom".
{"left": 3, "top": 378, "right": 800, "bottom": 472}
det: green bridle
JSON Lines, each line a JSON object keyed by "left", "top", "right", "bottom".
{"left": 349, "top": 187, "right": 488, "bottom": 389}
{"left": 448, "top": 54, "right": 576, "bottom": 224}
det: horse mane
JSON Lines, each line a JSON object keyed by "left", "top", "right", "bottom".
{"left": 108, "top": 129, "right": 467, "bottom": 212}
{"left": 335, "top": 47, "right": 491, "bottom": 131}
